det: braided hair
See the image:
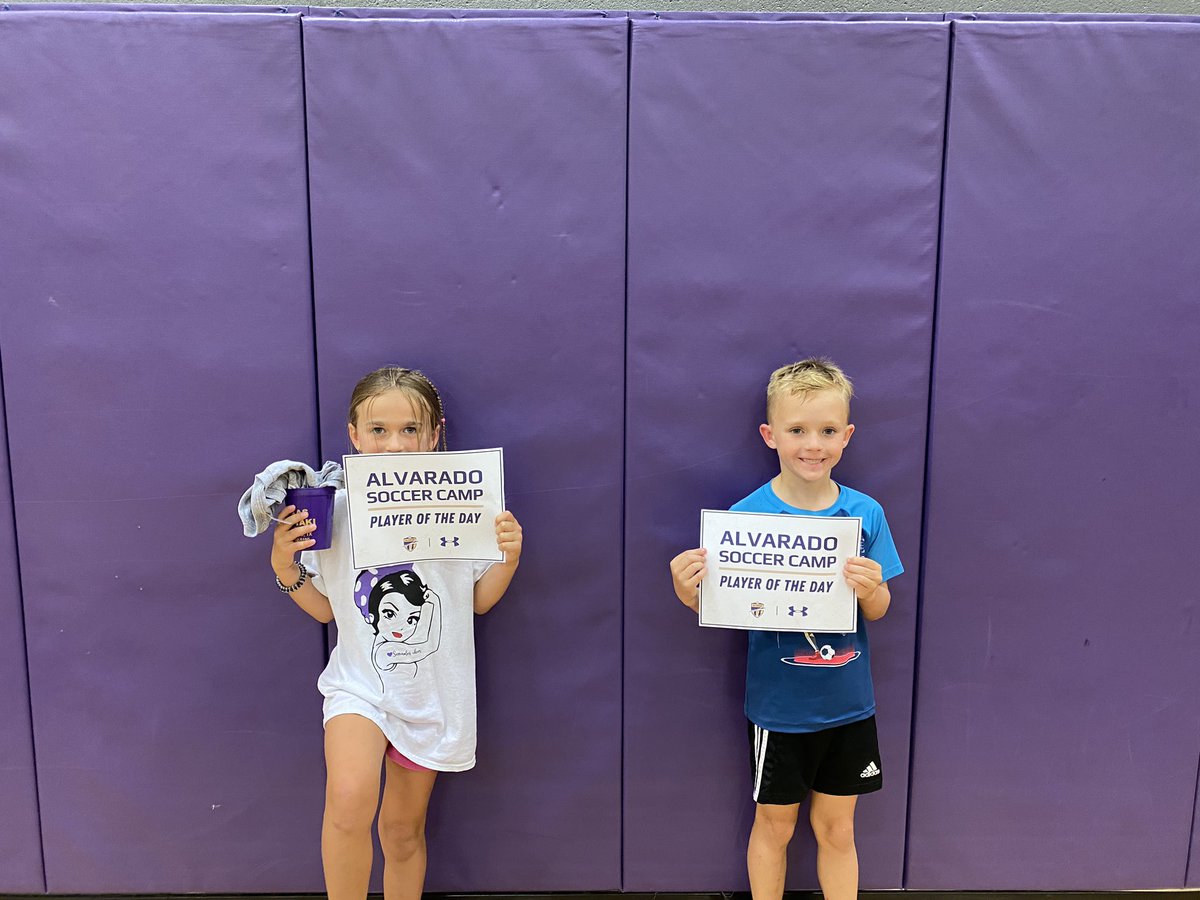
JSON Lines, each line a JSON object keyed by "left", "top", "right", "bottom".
{"left": 347, "top": 366, "right": 447, "bottom": 451}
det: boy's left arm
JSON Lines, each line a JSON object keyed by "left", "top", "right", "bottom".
{"left": 845, "top": 556, "right": 890, "bottom": 621}
{"left": 474, "top": 510, "right": 522, "bottom": 614}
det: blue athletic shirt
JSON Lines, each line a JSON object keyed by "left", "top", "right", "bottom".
{"left": 731, "top": 480, "right": 904, "bottom": 733}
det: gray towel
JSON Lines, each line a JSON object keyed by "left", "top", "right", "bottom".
{"left": 238, "top": 459, "right": 344, "bottom": 537}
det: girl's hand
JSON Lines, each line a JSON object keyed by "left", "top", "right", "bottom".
{"left": 271, "top": 504, "right": 316, "bottom": 578}
{"left": 495, "top": 511, "right": 523, "bottom": 564}
{"left": 474, "top": 513, "right": 522, "bottom": 614}
{"left": 669, "top": 548, "right": 707, "bottom": 612}
{"left": 844, "top": 556, "right": 883, "bottom": 600}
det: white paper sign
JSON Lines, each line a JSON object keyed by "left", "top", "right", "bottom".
{"left": 343, "top": 448, "right": 505, "bottom": 569}
{"left": 698, "top": 509, "right": 861, "bottom": 633}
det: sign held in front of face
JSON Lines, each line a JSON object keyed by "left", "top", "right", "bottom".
{"left": 344, "top": 448, "right": 505, "bottom": 569}
{"left": 698, "top": 509, "right": 861, "bottom": 633}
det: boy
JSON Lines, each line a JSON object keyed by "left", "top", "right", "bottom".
{"left": 670, "top": 358, "right": 903, "bottom": 900}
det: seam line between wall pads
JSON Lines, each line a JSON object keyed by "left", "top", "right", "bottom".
{"left": 618, "top": 12, "right": 633, "bottom": 892}
{"left": 0, "top": 336, "right": 48, "bottom": 893}
{"left": 903, "top": 15, "right": 956, "bottom": 890}
{"left": 297, "top": 14, "right": 330, "bottom": 663}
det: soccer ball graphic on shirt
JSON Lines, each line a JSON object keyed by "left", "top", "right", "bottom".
{"left": 782, "top": 632, "right": 860, "bottom": 668}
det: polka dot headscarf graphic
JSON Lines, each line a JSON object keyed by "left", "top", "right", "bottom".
{"left": 354, "top": 565, "right": 414, "bottom": 622}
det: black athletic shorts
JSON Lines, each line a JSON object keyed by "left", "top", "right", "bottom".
{"left": 748, "top": 715, "right": 883, "bottom": 805}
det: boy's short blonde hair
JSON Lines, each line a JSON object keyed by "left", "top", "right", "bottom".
{"left": 766, "top": 357, "right": 854, "bottom": 418}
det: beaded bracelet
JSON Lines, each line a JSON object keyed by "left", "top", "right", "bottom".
{"left": 276, "top": 561, "right": 308, "bottom": 594}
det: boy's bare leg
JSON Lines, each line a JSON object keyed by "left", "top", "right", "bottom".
{"left": 748, "top": 801, "right": 800, "bottom": 900}
{"left": 378, "top": 759, "right": 438, "bottom": 900}
{"left": 323, "top": 714, "right": 388, "bottom": 900}
{"left": 809, "top": 791, "right": 859, "bottom": 900}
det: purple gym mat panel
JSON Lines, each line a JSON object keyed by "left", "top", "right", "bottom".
{"left": 0, "top": 11, "right": 324, "bottom": 893}
{"left": 624, "top": 19, "right": 947, "bottom": 891}
{"left": 303, "top": 16, "right": 626, "bottom": 890}
{"left": 908, "top": 21, "right": 1200, "bottom": 890}
{"left": 0, "top": 376, "right": 44, "bottom": 893}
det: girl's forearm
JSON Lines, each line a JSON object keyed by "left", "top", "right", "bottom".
{"left": 473, "top": 559, "right": 518, "bottom": 614}
{"left": 274, "top": 562, "right": 335, "bottom": 623}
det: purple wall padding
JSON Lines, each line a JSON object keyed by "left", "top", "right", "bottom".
{"left": 0, "top": 11, "right": 325, "bottom": 893}
{"left": 0, "top": 380, "right": 43, "bottom": 892}
{"left": 624, "top": 19, "right": 947, "bottom": 891}
{"left": 909, "top": 21, "right": 1200, "bottom": 890}
{"left": 303, "top": 6, "right": 609, "bottom": 16}
{"left": 948, "top": 11, "right": 1200, "bottom": 21}
{"left": 1, "top": 3, "right": 306, "bottom": 11}
{"left": 303, "top": 16, "right": 627, "bottom": 890}
{"left": 634, "top": 10, "right": 942, "bottom": 19}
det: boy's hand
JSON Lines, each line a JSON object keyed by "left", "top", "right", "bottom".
{"left": 844, "top": 556, "right": 883, "bottom": 600}
{"left": 669, "top": 548, "right": 707, "bottom": 613}
{"left": 495, "top": 510, "right": 523, "bottom": 564}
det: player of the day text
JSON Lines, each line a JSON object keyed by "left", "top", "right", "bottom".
{"left": 716, "top": 529, "right": 841, "bottom": 593}
{"left": 365, "top": 469, "right": 486, "bottom": 526}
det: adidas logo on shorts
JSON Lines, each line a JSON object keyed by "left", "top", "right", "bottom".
{"left": 860, "top": 761, "right": 881, "bottom": 778}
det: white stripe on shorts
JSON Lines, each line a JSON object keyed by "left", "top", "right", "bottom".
{"left": 752, "top": 724, "right": 770, "bottom": 802}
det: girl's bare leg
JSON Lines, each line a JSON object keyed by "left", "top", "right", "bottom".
{"left": 378, "top": 758, "right": 438, "bottom": 900}
{"left": 322, "top": 714, "right": 388, "bottom": 900}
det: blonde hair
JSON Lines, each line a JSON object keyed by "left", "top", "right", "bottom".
{"left": 347, "top": 366, "right": 447, "bottom": 451}
{"left": 766, "top": 357, "right": 854, "bottom": 418}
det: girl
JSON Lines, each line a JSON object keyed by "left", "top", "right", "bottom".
{"left": 270, "top": 366, "right": 522, "bottom": 900}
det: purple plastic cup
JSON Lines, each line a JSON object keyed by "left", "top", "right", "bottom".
{"left": 284, "top": 485, "right": 336, "bottom": 551}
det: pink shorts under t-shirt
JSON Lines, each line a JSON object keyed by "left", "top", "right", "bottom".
{"left": 386, "top": 744, "right": 431, "bottom": 772}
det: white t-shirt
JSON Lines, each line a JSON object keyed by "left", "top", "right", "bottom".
{"left": 302, "top": 491, "right": 491, "bottom": 771}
